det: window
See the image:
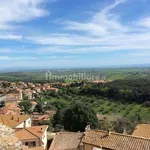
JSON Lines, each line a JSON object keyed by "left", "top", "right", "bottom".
{"left": 25, "top": 142, "right": 28, "bottom": 146}
{"left": 31, "top": 141, "right": 36, "bottom": 146}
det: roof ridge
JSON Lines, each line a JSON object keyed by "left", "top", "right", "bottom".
{"left": 49, "top": 132, "right": 57, "bottom": 150}
{"left": 91, "top": 129, "right": 150, "bottom": 141}
{"left": 26, "top": 125, "right": 48, "bottom": 137}
{"left": 78, "top": 132, "right": 85, "bottom": 148}
{"left": 25, "top": 128, "right": 41, "bottom": 140}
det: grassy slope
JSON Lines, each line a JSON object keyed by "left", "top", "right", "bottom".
{"left": 41, "top": 96, "right": 150, "bottom": 121}
{"left": 93, "top": 99, "right": 150, "bottom": 121}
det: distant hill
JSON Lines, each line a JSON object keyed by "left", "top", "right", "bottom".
{"left": 0, "top": 67, "right": 149, "bottom": 82}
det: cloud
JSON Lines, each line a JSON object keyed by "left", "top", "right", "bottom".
{"left": 25, "top": 0, "right": 150, "bottom": 55}
{"left": 102, "top": 0, "right": 127, "bottom": 12}
{"left": 0, "top": 34, "right": 22, "bottom": 40}
{"left": 1, "top": 0, "right": 150, "bottom": 65}
{"left": 0, "top": 0, "right": 49, "bottom": 31}
{"left": 26, "top": 0, "right": 129, "bottom": 45}
{"left": 138, "top": 17, "right": 150, "bottom": 28}
{"left": 0, "top": 56, "right": 38, "bottom": 61}
{"left": 0, "top": 0, "right": 55, "bottom": 41}
{"left": 26, "top": 31, "right": 150, "bottom": 54}
{"left": 47, "top": 55, "right": 77, "bottom": 59}
{"left": 65, "top": 0, "right": 127, "bottom": 36}
{"left": 36, "top": 46, "right": 87, "bottom": 54}
{"left": 26, "top": 34, "right": 76, "bottom": 45}
{"left": 65, "top": 21, "right": 107, "bottom": 35}
{"left": 37, "top": 44, "right": 150, "bottom": 54}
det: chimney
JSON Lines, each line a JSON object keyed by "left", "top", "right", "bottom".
{"left": 41, "top": 127, "right": 44, "bottom": 133}
{"left": 17, "top": 118, "right": 19, "bottom": 122}
{"left": 107, "top": 129, "right": 111, "bottom": 136}
{"left": 123, "top": 128, "right": 127, "bottom": 135}
{"left": 11, "top": 116, "right": 14, "bottom": 120}
{"left": 85, "top": 125, "right": 91, "bottom": 132}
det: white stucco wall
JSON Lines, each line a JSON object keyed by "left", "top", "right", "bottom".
{"left": 0, "top": 96, "right": 6, "bottom": 102}
{"left": 42, "top": 127, "right": 48, "bottom": 149}
{"left": 16, "top": 118, "right": 32, "bottom": 128}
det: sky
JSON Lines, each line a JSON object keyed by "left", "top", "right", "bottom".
{"left": 0, "top": 0, "right": 150, "bottom": 69}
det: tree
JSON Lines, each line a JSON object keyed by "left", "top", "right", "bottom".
{"left": 34, "top": 103, "right": 44, "bottom": 113}
{"left": 22, "top": 93, "right": 28, "bottom": 101}
{"left": 2, "top": 82, "right": 10, "bottom": 88}
{"left": 52, "top": 100, "right": 68, "bottom": 110}
{"left": 144, "top": 101, "right": 150, "bottom": 107}
{"left": 53, "top": 108, "right": 66, "bottom": 128}
{"left": 99, "top": 119, "right": 113, "bottom": 131}
{"left": 18, "top": 101, "right": 32, "bottom": 114}
{"left": 113, "top": 118, "right": 137, "bottom": 134}
{"left": 53, "top": 102, "right": 99, "bottom": 132}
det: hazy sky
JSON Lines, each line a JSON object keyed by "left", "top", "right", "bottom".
{"left": 0, "top": 0, "right": 150, "bottom": 69}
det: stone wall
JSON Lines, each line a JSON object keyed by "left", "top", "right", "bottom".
{"left": 0, "top": 124, "right": 22, "bottom": 150}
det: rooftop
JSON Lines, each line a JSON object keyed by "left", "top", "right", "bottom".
{"left": 83, "top": 129, "right": 150, "bottom": 150}
{"left": 5, "top": 103, "right": 21, "bottom": 111}
{"left": 49, "top": 132, "right": 84, "bottom": 150}
{"left": 33, "top": 114, "right": 50, "bottom": 121}
{"left": 132, "top": 124, "right": 150, "bottom": 139}
{"left": 0, "top": 114, "right": 30, "bottom": 128}
{"left": 0, "top": 104, "right": 20, "bottom": 115}
{"left": 15, "top": 125, "right": 48, "bottom": 141}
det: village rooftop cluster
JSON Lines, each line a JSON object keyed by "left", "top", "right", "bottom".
{"left": 0, "top": 80, "right": 150, "bottom": 150}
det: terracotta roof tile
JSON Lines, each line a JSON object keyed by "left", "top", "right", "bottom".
{"left": 33, "top": 115, "right": 50, "bottom": 122}
{"left": 0, "top": 114, "right": 30, "bottom": 128}
{"left": 83, "top": 129, "right": 150, "bottom": 150}
{"left": 6, "top": 103, "right": 21, "bottom": 111}
{"left": 15, "top": 128, "right": 38, "bottom": 141}
{"left": 15, "top": 125, "right": 48, "bottom": 141}
{"left": 26, "top": 125, "right": 48, "bottom": 139}
{"left": 132, "top": 124, "right": 150, "bottom": 139}
{"left": 31, "top": 101, "right": 38, "bottom": 105}
{"left": 0, "top": 103, "right": 21, "bottom": 115}
{"left": 49, "top": 132, "right": 83, "bottom": 150}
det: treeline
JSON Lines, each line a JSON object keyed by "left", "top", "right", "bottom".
{"left": 80, "top": 79, "right": 150, "bottom": 104}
